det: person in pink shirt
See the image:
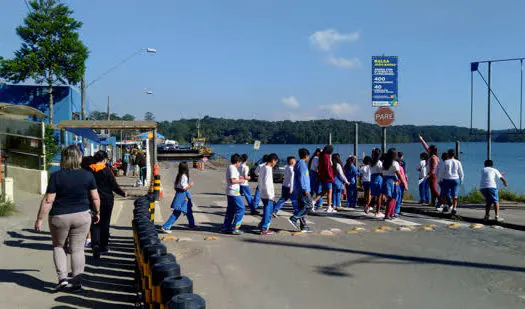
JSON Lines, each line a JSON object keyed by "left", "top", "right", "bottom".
{"left": 419, "top": 135, "right": 440, "bottom": 207}
{"left": 394, "top": 153, "right": 408, "bottom": 216}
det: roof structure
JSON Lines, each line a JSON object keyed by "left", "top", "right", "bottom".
{"left": 57, "top": 120, "right": 157, "bottom": 130}
{"left": 0, "top": 102, "right": 47, "bottom": 118}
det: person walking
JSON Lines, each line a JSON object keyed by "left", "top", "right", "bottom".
{"left": 221, "top": 154, "right": 246, "bottom": 235}
{"left": 89, "top": 150, "right": 127, "bottom": 258}
{"left": 251, "top": 155, "right": 268, "bottom": 214}
{"left": 394, "top": 154, "right": 408, "bottom": 216}
{"left": 273, "top": 156, "right": 298, "bottom": 216}
{"left": 314, "top": 145, "right": 336, "bottom": 213}
{"left": 308, "top": 148, "right": 323, "bottom": 211}
{"left": 382, "top": 148, "right": 408, "bottom": 220}
{"left": 288, "top": 148, "right": 313, "bottom": 232}
{"left": 369, "top": 149, "right": 384, "bottom": 215}
{"left": 332, "top": 153, "right": 350, "bottom": 210}
{"left": 35, "top": 145, "right": 101, "bottom": 292}
{"left": 438, "top": 149, "right": 464, "bottom": 215}
{"left": 238, "top": 154, "right": 257, "bottom": 215}
{"left": 344, "top": 156, "right": 358, "bottom": 208}
{"left": 417, "top": 152, "right": 430, "bottom": 204}
{"left": 136, "top": 150, "right": 147, "bottom": 186}
{"left": 258, "top": 153, "right": 279, "bottom": 235}
{"left": 419, "top": 135, "right": 440, "bottom": 207}
{"left": 161, "top": 162, "right": 196, "bottom": 233}
{"left": 122, "top": 148, "right": 131, "bottom": 176}
{"left": 480, "top": 160, "right": 508, "bottom": 222}
{"left": 360, "top": 156, "right": 372, "bottom": 212}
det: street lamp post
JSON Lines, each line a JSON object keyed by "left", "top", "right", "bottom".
{"left": 81, "top": 47, "right": 157, "bottom": 120}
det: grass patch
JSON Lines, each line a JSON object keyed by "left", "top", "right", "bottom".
{"left": 0, "top": 198, "right": 16, "bottom": 217}
{"left": 403, "top": 191, "right": 414, "bottom": 200}
{"left": 461, "top": 188, "right": 525, "bottom": 204}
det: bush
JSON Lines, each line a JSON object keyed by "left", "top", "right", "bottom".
{"left": 0, "top": 198, "right": 16, "bottom": 217}
{"left": 459, "top": 189, "right": 485, "bottom": 204}
{"left": 499, "top": 189, "right": 525, "bottom": 203}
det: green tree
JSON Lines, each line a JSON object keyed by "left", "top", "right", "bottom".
{"left": 144, "top": 112, "right": 155, "bottom": 121}
{"left": 121, "top": 113, "right": 135, "bottom": 121}
{"left": 0, "top": 0, "right": 89, "bottom": 124}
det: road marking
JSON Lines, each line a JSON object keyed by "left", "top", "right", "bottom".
{"left": 425, "top": 218, "right": 467, "bottom": 227}
{"left": 110, "top": 200, "right": 124, "bottom": 225}
{"left": 278, "top": 211, "right": 315, "bottom": 224}
{"left": 212, "top": 200, "right": 227, "bottom": 207}
{"left": 388, "top": 218, "right": 421, "bottom": 226}
{"left": 327, "top": 216, "right": 366, "bottom": 226}
{"left": 154, "top": 201, "right": 164, "bottom": 223}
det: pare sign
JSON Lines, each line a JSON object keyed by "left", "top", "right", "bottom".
{"left": 374, "top": 107, "right": 395, "bottom": 127}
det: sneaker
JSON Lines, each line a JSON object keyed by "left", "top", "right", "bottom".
{"left": 232, "top": 229, "right": 243, "bottom": 235}
{"left": 161, "top": 227, "right": 172, "bottom": 234}
{"left": 442, "top": 206, "right": 450, "bottom": 213}
{"left": 495, "top": 216, "right": 504, "bottom": 222}
{"left": 67, "top": 283, "right": 83, "bottom": 293}
{"left": 364, "top": 206, "right": 370, "bottom": 214}
{"left": 483, "top": 215, "right": 489, "bottom": 222}
{"left": 272, "top": 212, "right": 279, "bottom": 218}
{"left": 451, "top": 209, "right": 457, "bottom": 216}
{"left": 260, "top": 229, "right": 274, "bottom": 235}
{"left": 301, "top": 226, "right": 313, "bottom": 233}
{"left": 326, "top": 207, "right": 337, "bottom": 213}
{"left": 436, "top": 206, "right": 444, "bottom": 212}
{"left": 84, "top": 239, "right": 91, "bottom": 248}
{"left": 55, "top": 279, "right": 69, "bottom": 292}
{"left": 287, "top": 217, "right": 300, "bottom": 231}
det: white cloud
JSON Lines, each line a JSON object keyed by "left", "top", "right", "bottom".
{"left": 325, "top": 56, "right": 361, "bottom": 69}
{"left": 318, "top": 103, "right": 360, "bottom": 117}
{"left": 281, "top": 96, "right": 300, "bottom": 109}
{"left": 309, "top": 29, "right": 360, "bottom": 51}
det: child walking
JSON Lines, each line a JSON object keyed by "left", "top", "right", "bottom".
{"left": 417, "top": 152, "right": 430, "bottom": 204}
{"left": 258, "top": 153, "right": 279, "bottom": 235}
{"left": 344, "top": 156, "right": 358, "bottom": 208}
{"left": 394, "top": 153, "right": 408, "bottom": 216}
{"left": 161, "top": 162, "right": 195, "bottom": 233}
{"left": 480, "top": 160, "right": 508, "bottom": 222}
{"left": 239, "top": 154, "right": 256, "bottom": 214}
{"left": 439, "top": 149, "right": 464, "bottom": 216}
{"left": 332, "top": 153, "right": 350, "bottom": 210}
{"left": 360, "top": 156, "right": 372, "bottom": 212}
{"left": 288, "top": 148, "right": 313, "bottom": 232}
{"left": 308, "top": 148, "right": 323, "bottom": 210}
{"left": 251, "top": 154, "right": 268, "bottom": 215}
{"left": 382, "top": 148, "right": 408, "bottom": 220}
{"left": 314, "top": 145, "right": 336, "bottom": 213}
{"left": 221, "top": 154, "right": 246, "bottom": 235}
{"left": 273, "top": 156, "right": 298, "bottom": 216}
{"left": 369, "top": 149, "right": 384, "bottom": 215}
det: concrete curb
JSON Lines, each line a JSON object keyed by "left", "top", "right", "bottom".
{"left": 400, "top": 205, "right": 525, "bottom": 232}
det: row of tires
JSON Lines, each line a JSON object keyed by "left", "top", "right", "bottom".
{"left": 133, "top": 194, "right": 206, "bottom": 309}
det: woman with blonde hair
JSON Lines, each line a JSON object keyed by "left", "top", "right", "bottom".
{"left": 35, "top": 145, "right": 101, "bottom": 292}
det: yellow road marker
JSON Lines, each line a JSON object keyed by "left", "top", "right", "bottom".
{"left": 422, "top": 226, "right": 434, "bottom": 231}
{"left": 398, "top": 226, "right": 414, "bottom": 232}
{"left": 291, "top": 232, "right": 304, "bottom": 236}
{"left": 278, "top": 230, "right": 291, "bottom": 235}
{"left": 378, "top": 226, "right": 391, "bottom": 231}
{"left": 470, "top": 223, "right": 484, "bottom": 229}
{"left": 447, "top": 223, "right": 461, "bottom": 229}
{"left": 330, "top": 228, "right": 342, "bottom": 233}
{"left": 162, "top": 235, "right": 179, "bottom": 241}
{"left": 319, "top": 230, "right": 334, "bottom": 236}
{"left": 204, "top": 236, "right": 219, "bottom": 241}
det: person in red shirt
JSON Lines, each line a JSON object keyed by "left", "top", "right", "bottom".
{"left": 313, "top": 145, "right": 337, "bottom": 213}
{"left": 419, "top": 135, "right": 440, "bottom": 207}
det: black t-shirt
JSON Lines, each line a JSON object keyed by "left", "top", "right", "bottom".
{"left": 47, "top": 169, "right": 97, "bottom": 216}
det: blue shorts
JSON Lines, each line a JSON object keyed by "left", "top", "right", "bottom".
{"left": 321, "top": 181, "right": 332, "bottom": 191}
{"left": 382, "top": 176, "right": 398, "bottom": 198}
{"left": 443, "top": 178, "right": 460, "bottom": 198}
{"left": 370, "top": 174, "right": 383, "bottom": 197}
{"left": 481, "top": 188, "right": 499, "bottom": 204}
{"left": 362, "top": 181, "right": 370, "bottom": 191}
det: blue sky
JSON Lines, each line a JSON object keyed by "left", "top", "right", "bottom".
{"left": 1, "top": 0, "right": 524, "bottom": 129}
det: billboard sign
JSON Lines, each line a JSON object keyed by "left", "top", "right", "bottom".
{"left": 372, "top": 56, "right": 398, "bottom": 107}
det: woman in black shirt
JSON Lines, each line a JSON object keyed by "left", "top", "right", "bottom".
{"left": 35, "top": 145, "right": 101, "bottom": 292}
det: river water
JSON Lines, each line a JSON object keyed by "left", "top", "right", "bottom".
{"left": 212, "top": 142, "right": 525, "bottom": 198}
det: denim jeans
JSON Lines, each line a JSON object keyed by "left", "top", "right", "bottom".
{"left": 418, "top": 178, "right": 430, "bottom": 203}
{"left": 273, "top": 186, "right": 298, "bottom": 213}
{"left": 259, "top": 199, "right": 275, "bottom": 230}
{"left": 346, "top": 183, "right": 358, "bottom": 207}
{"left": 292, "top": 192, "right": 313, "bottom": 221}
{"left": 332, "top": 187, "right": 343, "bottom": 207}
{"left": 252, "top": 186, "right": 261, "bottom": 209}
{"left": 162, "top": 205, "right": 195, "bottom": 230}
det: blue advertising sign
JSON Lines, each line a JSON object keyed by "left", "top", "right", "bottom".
{"left": 372, "top": 56, "right": 398, "bottom": 107}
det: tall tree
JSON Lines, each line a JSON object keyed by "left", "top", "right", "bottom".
{"left": 0, "top": 0, "right": 89, "bottom": 124}
{"left": 121, "top": 113, "right": 136, "bottom": 121}
{"left": 144, "top": 112, "right": 155, "bottom": 121}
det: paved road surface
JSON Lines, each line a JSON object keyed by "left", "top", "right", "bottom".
{"left": 158, "top": 162, "right": 525, "bottom": 309}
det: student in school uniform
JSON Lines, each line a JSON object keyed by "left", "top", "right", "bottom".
{"left": 382, "top": 148, "right": 408, "bottom": 220}
{"left": 439, "top": 149, "right": 464, "bottom": 216}
{"left": 238, "top": 154, "right": 256, "bottom": 214}
{"left": 480, "top": 160, "right": 508, "bottom": 222}
{"left": 417, "top": 152, "right": 430, "bottom": 204}
{"left": 419, "top": 135, "right": 440, "bottom": 207}
{"left": 258, "top": 153, "right": 279, "bottom": 235}
{"left": 161, "top": 162, "right": 195, "bottom": 233}
{"left": 251, "top": 154, "right": 268, "bottom": 215}
{"left": 394, "top": 155, "right": 408, "bottom": 216}
{"left": 273, "top": 156, "right": 298, "bottom": 217}
{"left": 344, "top": 156, "right": 358, "bottom": 208}
{"left": 360, "top": 156, "right": 372, "bottom": 212}
{"left": 369, "top": 148, "right": 384, "bottom": 216}
{"left": 435, "top": 152, "right": 451, "bottom": 211}
{"left": 221, "top": 154, "right": 246, "bottom": 235}
{"left": 288, "top": 148, "right": 313, "bottom": 232}
{"left": 332, "top": 153, "right": 350, "bottom": 211}
{"left": 314, "top": 145, "right": 336, "bottom": 213}
{"left": 308, "top": 148, "right": 323, "bottom": 211}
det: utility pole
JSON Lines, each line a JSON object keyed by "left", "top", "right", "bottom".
{"left": 381, "top": 127, "right": 387, "bottom": 154}
{"left": 354, "top": 123, "right": 358, "bottom": 157}
{"left": 81, "top": 77, "right": 86, "bottom": 120}
{"left": 107, "top": 96, "right": 111, "bottom": 136}
{"left": 329, "top": 132, "right": 332, "bottom": 145}
{"left": 487, "top": 62, "right": 492, "bottom": 160}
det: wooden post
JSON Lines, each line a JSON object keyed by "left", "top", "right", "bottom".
{"left": 354, "top": 123, "right": 358, "bottom": 156}
{"left": 456, "top": 140, "right": 461, "bottom": 160}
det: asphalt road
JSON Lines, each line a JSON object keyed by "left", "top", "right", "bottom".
{"left": 157, "top": 162, "right": 525, "bottom": 309}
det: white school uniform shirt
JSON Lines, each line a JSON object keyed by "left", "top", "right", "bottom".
{"left": 370, "top": 160, "right": 383, "bottom": 174}
{"left": 310, "top": 156, "right": 319, "bottom": 172}
{"left": 360, "top": 165, "right": 371, "bottom": 182}
{"left": 226, "top": 164, "right": 241, "bottom": 196}
{"left": 282, "top": 165, "right": 294, "bottom": 191}
{"left": 258, "top": 165, "right": 275, "bottom": 200}
{"left": 439, "top": 159, "right": 464, "bottom": 183}
{"left": 238, "top": 163, "right": 250, "bottom": 186}
{"left": 382, "top": 161, "right": 400, "bottom": 177}
{"left": 336, "top": 163, "right": 349, "bottom": 183}
{"left": 176, "top": 174, "right": 189, "bottom": 190}
{"left": 255, "top": 163, "right": 265, "bottom": 177}
{"left": 480, "top": 167, "right": 503, "bottom": 189}
{"left": 417, "top": 160, "right": 427, "bottom": 179}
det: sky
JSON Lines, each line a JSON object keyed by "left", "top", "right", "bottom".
{"left": 1, "top": 0, "right": 525, "bottom": 129}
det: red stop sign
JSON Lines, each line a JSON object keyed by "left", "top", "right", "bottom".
{"left": 375, "top": 107, "right": 395, "bottom": 127}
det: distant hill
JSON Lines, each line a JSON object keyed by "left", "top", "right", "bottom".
{"left": 156, "top": 116, "right": 504, "bottom": 144}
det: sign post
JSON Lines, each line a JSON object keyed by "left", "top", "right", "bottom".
{"left": 372, "top": 56, "right": 398, "bottom": 152}
{"left": 252, "top": 140, "right": 261, "bottom": 164}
